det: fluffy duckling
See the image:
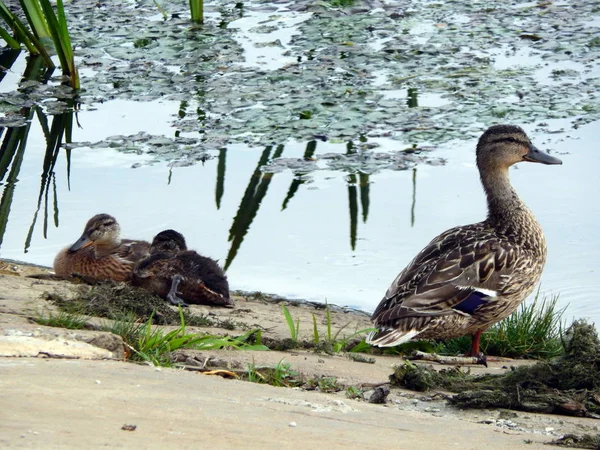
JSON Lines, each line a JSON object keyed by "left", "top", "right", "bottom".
{"left": 53, "top": 213, "right": 150, "bottom": 282}
{"left": 367, "top": 125, "right": 562, "bottom": 359}
{"left": 132, "top": 229, "right": 233, "bottom": 308}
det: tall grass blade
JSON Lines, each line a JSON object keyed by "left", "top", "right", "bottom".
{"left": 280, "top": 304, "right": 297, "bottom": 342}
{"left": 311, "top": 313, "right": 319, "bottom": 344}
{"left": 19, "top": 0, "right": 52, "bottom": 44}
{"left": 37, "top": 0, "right": 79, "bottom": 88}
{"left": 0, "top": 26, "right": 20, "bottom": 49}
{"left": 325, "top": 301, "right": 332, "bottom": 342}
{"left": 0, "top": 2, "right": 54, "bottom": 65}
{"left": 152, "top": 1, "right": 168, "bottom": 20}
{"left": 189, "top": 0, "right": 203, "bottom": 23}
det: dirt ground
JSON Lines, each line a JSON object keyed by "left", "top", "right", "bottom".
{"left": 1, "top": 259, "right": 598, "bottom": 449}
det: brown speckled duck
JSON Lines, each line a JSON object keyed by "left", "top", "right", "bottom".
{"left": 53, "top": 214, "right": 150, "bottom": 282}
{"left": 132, "top": 229, "right": 233, "bottom": 308}
{"left": 366, "top": 125, "right": 562, "bottom": 357}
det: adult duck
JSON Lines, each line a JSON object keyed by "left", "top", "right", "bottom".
{"left": 53, "top": 213, "right": 150, "bottom": 282}
{"left": 132, "top": 229, "right": 233, "bottom": 308}
{"left": 366, "top": 125, "right": 562, "bottom": 358}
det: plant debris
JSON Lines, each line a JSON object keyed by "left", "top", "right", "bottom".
{"left": 390, "top": 321, "right": 600, "bottom": 418}
{"left": 547, "top": 433, "right": 600, "bottom": 449}
{"left": 44, "top": 283, "right": 208, "bottom": 326}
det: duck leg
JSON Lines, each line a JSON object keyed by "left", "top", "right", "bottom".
{"left": 468, "top": 330, "right": 491, "bottom": 366}
{"left": 469, "top": 330, "right": 483, "bottom": 356}
{"left": 166, "top": 275, "right": 189, "bottom": 307}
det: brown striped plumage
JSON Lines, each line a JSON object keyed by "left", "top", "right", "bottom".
{"left": 53, "top": 214, "right": 150, "bottom": 282}
{"left": 367, "top": 125, "right": 562, "bottom": 355}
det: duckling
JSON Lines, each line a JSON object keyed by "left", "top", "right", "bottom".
{"left": 53, "top": 213, "right": 150, "bottom": 282}
{"left": 367, "top": 125, "right": 562, "bottom": 360}
{"left": 132, "top": 229, "right": 233, "bottom": 308}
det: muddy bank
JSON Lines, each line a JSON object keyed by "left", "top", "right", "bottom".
{"left": 1, "top": 260, "right": 599, "bottom": 448}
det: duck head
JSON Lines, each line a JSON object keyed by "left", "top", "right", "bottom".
{"left": 69, "top": 214, "right": 121, "bottom": 253}
{"left": 150, "top": 229, "right": 188, "bottom": 255}
{"left": 476, "top": 125, "right": 562, "bottom": 172}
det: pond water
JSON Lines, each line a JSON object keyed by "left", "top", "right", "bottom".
{"left": 0, "top": 93, "right": 597, "bottom": 325}
{"left": 0, "top": 0, "right": 599, "bottom": 327}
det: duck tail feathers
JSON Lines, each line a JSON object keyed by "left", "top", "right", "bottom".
{"left": 366, "top": 328, "right": 422, "bottom": 347}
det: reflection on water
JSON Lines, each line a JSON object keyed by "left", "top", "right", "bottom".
{"left": 215, "top": 148, "right": 226, "bottom": 209}
{"left": 225, "top": 144, "right": 283, "bottom": 269}
{"left": 0, "top": 55, "right": 75, "bottom": 253}
{"left": 0, "top": 93, "right": 598, "bottom": 329}
{"left": 410, "top": 168, "right": 417, "bottom": 227}
{"left": 281, "top": 141, "right": 316, "bottom": 211}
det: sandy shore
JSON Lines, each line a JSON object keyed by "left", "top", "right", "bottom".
{"left": 0, "top": 260, "right": 597, "bottom": 449}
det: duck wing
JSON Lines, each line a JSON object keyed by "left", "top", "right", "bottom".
{"left": 116, "top": 239, "right": 151, "bottom": 263}
{"left": 369, "top": 223, "right": 518, "bottom": 346}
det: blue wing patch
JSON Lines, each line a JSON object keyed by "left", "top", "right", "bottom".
{"left": 453, "top": 291, "right": 490, "bottom": 315}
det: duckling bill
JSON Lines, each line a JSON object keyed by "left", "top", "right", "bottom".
{"left": 53, "top": 213, "right": 150, "bottom": 282}
{"left": 132, "top": 230, "right": 233, "bottom": 308}
{"left": 367, "top": 125, "right": 562, "bottom": 360}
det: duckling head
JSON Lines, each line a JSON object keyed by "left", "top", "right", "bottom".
{"left": 150, "top": 229, "right": 188, "bottom": 255}
{"left": 476, "top": 125, "right": 562, "bottom": 172}
{"left": 69, "top": 213, "right": 121, "bottom": 253}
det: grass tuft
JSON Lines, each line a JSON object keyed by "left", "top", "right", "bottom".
{"left": 435, "top": 291, "right": 566, "bottom": 359}
{"left": 281, "top": 301, "right": 375, "bottom": 353}
{"left": 101, "top": 308, "right": 268, "bottom": 367}
{"left": 34, "top": 309, "right": 87, "bottom": 329}
{"left": 280, "top": 304, "right": 299, "bottom": 344}
{"left": 345, "top": 386, "right": 364, "bottom": 400}
{"left": 245, "top": 359, "right": 302, "bottom": 387}
{"left": 306, "top": 376, "right": 343, "bottom": 393}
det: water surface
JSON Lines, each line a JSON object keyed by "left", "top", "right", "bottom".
{"left": 0, "top": 99, "right": 597, "bottom": 325}
{"left": 0, "top": 0, "right": 599, "bottom": 328}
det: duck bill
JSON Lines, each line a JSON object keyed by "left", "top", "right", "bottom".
{"left": 523, "top": 145, "right": 562, "bottom": 165}
{"left": 69, "top": 234, "right": 94, "bottom": 252}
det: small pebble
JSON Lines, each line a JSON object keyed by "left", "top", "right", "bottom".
{"left": 545, "top": 427, "right": 554, "bottom": 432}
{"left": 95, "top": 380, "right": 101, "bottom": 384}
{"left": 289, "top": 422, "right": 297, "bottom": 427}
{"left": 424, "top": 407, "right": 440, "bottom": 413}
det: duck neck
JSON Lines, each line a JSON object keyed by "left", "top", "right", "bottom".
{"left": 94, "top": 240, "right": 121, "bottom": 258}
{"left": 481, "top": 167, "right": 533, "bottom": 231}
